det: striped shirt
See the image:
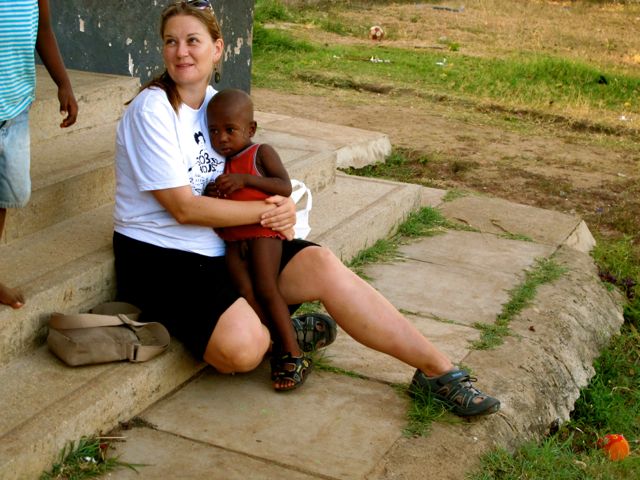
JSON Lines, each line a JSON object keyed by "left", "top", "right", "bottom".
{"left": 0, "top": 1, "right": 39, "bottom": 121}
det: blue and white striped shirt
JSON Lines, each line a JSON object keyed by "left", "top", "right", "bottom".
{"left": 0, "top": 1, "right": 39, "bottom": 121}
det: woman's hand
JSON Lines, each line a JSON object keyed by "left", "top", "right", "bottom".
{"left": 261, "top": 195, "right": 296, "bottom": 232}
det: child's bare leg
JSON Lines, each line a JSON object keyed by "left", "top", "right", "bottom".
{"left": 250, "top": 238, "right": 301, "bottom": 356}
{"left": 225, "top": 241, "right": 269, "bottom": 328}
{"left": 0, "top": 208, "right": 24, "bottom": 309}
{"left": 251, "top": 238, "right": 304, "bottom": 390}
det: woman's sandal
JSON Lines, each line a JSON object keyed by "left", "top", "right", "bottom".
{"left": 291, "top": 312, "right": 337, "bottom": 353}
{"left": 409, "top": 368, "right": 500, "bottom": 417}
{"left": 271, "top": 353, "right": 313, "bottom": 392}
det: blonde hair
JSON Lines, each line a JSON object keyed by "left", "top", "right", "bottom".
{"left": 130, "top": 2, "right": 223, "bottom": 112}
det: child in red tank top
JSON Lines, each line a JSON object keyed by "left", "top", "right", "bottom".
{"left": 205, "top": 89, "right": 311, "bottom": 391}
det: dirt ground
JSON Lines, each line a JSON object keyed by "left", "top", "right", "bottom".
{"left": 254, "top": 0, "right": 640, "bottom": 243}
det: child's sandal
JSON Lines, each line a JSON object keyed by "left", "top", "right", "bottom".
{"left": 291, "top": 312, "right": 337, "bottom": 353}
{"left": 271, "top": 353, "right": 313, "bottom": 392}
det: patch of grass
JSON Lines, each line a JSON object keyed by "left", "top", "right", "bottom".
{"left": 254, "top": 0, "right": 295, "bottom": 23}
{"left": 253, "top": 24, "right": 640, "bottom": 119}
{"left": 396, "top": 207, "right": 448, "bottom": 238}
{"left": 313, "top": 354, "right": 368, "bottom": 380}
{"left": 592, "top": 235, "right": 640, "bottom": 304}
{"left": 442, "top": 188, "right": 468, "bottom": 202}
{"left": 472, "top": 325, "right": 640, "bottom": 479}
{"left": 500, "top": 232, "right": 534, "bottom": 242}
{"left": 568, "top": 324, "right": 640, "bottom": 445}
{"left": 346, "top": 237, "right": 399, "bottom": 278}
{"left": 293, "top": 301, "right": 324, "bottom": 316}
{"left": 252, "top": 23, "right": 314, "bottom": 55}
{"left": 472, "top": 257, "right": 566, "bottom": 349}
{"left": 40, "top": 437, "right": 140, "bottom": 480}
{"left": 342, "top": 148, "right": 434, "bottom": 185}
{"left": 393, "top": 383, "right": 459, "bottom": 437}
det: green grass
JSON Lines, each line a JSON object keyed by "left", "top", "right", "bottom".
{"left": 471, "top": 236, "right": 640, "bottom": 478}
{"left": 394, "top": 383, "right": 457, "bottom": 437}
{"left": 471, "top": 325, "right": 640, "bottom": 479}
{"left": 346, "top": 206, "right": 460, "bottom": 277}
{"left": 472, "top": 257, "right": 566, "bottom": 349}
{"left": 253, "top": 15, "right": 640, "bottom": 116}
{"left": 313, "top": 353, "right": 368, "bottom": 380}
{"left": 40, "top": 437, "right": 140, "bottom": 480}
{"left": 471, "top": 434, "right": 640, "bottom": 480}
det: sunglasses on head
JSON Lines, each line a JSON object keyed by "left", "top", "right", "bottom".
{"left": 172, "top": 0, "right": 212, "bottom": 10}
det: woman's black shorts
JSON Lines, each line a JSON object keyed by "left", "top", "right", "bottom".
{"left": 113, "top": 232, "right": 315, "bottom": 359}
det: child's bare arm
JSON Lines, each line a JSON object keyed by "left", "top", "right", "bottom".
{"left": 216, "top": 144, "right": 292, "bottom": 197}
{"left": 252, "top": 144, "right": 292, "bottom": 196}
{"left": 35, "top": 0, "right": 78, "bottom": 128}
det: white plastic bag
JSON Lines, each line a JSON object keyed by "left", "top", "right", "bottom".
{"left": 291, "top": 179, "right": 312, "bottom": 239}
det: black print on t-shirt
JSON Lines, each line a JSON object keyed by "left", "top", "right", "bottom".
{"left": 193, "top": 130, "right": 223, "bottom": 174}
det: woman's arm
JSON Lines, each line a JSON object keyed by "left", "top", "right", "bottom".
{"left": 152, "top": 186, "right": 296, "bottom": 232}
{"left": 35, "top": 0, "right": 78, "bottom": 127}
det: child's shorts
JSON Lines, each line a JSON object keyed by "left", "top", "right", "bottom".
{"left": 0, "top": 107, "right": 31, "bottom": 209}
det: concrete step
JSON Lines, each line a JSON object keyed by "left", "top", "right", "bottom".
{"left": 30, "top": 66, "right": 139, "bottom": 144}
{"left": 0, "top": 173, "right": 422, "bottom": 479}
{"left": 0, "top": 172, "right": 421, "bottom": 366}
{"left": 3, "top": 123, "right": 118, "bottom": 244}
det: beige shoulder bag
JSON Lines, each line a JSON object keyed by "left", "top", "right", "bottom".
{"left": 47, "top": 302, "right": 170, "bottom": 366}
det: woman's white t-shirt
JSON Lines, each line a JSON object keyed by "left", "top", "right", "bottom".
{"left": 113, "top": 86, "right": 226, "bottom": 257}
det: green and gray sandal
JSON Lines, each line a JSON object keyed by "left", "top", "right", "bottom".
{"left": 271, "top": 353, "right": 313, "bottom": 392}
{"left": 409, "top": 368, "right": 500, "bottom": 417}
{"left": 291, "top": 312, "right": 337, "bottom": 353}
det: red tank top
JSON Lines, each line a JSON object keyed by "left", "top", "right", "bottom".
{"left": 215, "top": 144, "right": 285, "bottom": 242}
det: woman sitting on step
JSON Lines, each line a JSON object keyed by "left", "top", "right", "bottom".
{"left": 112, "top": 0, "right": 500, "bottom": 417}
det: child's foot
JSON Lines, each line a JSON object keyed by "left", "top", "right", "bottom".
{"left": 271, "top": 352, "right": 313, "bottom": 392}
{"left": 0, "top": 282, "right": 25, "bottom": 309}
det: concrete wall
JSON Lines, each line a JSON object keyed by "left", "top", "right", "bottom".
{"left": 47, "top": 0, "right": 254, "bottom": 92}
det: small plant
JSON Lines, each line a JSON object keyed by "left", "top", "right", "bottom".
{"left": 40, "top": 436, "right": 140, "bottom": 480}
{"left": 472, "top": 257, "right": 566, "bottom": 349}
{"left": 394, "top": 383, "right": 458, "bottom": 437}
{"left": 442, "top": 189, "right": 468, "bottom": 202}
{"left": 313, "top": 353, "right": 368, "bottom": 379}
{"left": 347, "top": 237, "right": 399, "bottom": 278}
{"left": 254, "top": 0, "right": 294, "bottom": 23}
{"left": 294, "top": 300, "right": 324, "bottom": 316}
{"left": 396, "top": 207, "right": 449, "bottom": 237}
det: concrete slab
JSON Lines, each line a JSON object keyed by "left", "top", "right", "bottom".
{"left": 398, "top": 229, "right": 555, "bottom": 273}
{"left": 421, "top": 186, "right": 447, "bottom": 207}
{"left": 0, "top": 344, "right": 204, "bottom": 480}
{"left": 108, "top": 427, "right": 319, "bottom": 480}
{"left": 139, "top": 366, "right": 407, "bottom": 480}
{"left": 439, "top": 195, "right": 581, "bottom": 247}
{"left": 323, "top": 314, "right": 480, "bottom": 385}
{"left": 311, "top": 173, "right": 422, "bottom": 261}
{"left": 363, "top": 260, "right": 510, "bottom": 326}
{"left": 360, "top": 233, "right": 551, "bottom": 327}
{"left": 253, "top": 115, "right": 391, "bottom": 169}
{"left": 564, "top": 220, "right": 596, "bottom": 253}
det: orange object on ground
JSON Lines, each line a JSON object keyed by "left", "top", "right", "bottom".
{"left": 597, "top": 434, "right": 630, "bottom": 461}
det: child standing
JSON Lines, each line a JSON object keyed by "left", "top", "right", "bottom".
{"left": 205, "top": 89, "right": 310, "bottom": 392}
{"left": 0, "top": 0, "right": 78, "bottom": 308}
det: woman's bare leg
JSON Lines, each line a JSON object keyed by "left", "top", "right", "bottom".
{"left": 277, "top": 246, "right": 454, "bottom": 377}
{"left": 203, "top": 297, "right": 271, "bottom": 374}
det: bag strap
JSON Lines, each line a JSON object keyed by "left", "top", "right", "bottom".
{"left": 49, "top": 302, "right": 170, "bottom": 362}
{"left": 291, "top": 179, "right": 313, "bottom": 211}
{"left": 49, "top": 312, "right": 132, "bottom": 329}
